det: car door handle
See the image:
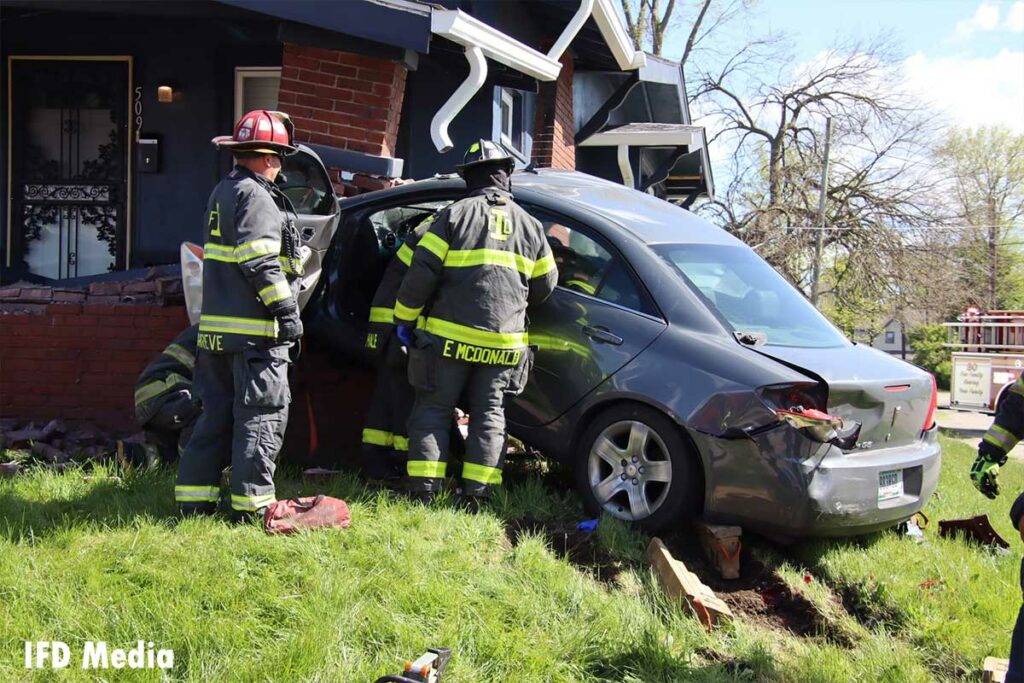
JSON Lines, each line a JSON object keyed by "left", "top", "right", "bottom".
{"left": 300, "top": 226, "right": 316, "bottom": 240}
{"left": 582, "top": 325, "right": 623, "bottom": 346}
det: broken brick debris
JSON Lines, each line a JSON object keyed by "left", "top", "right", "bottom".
{"left": 938, "top": 515, "right": 1010, "bottom": 549}
{"left": 647, "top": 536, "right": 733, "bottom": 628}
{"left": 694, "top": 522, "right": 743, "bottom": 580}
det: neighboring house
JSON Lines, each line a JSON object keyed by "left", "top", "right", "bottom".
{"left": 0, "top": 0, "right": 713, "bottom": 284}
{"left": 871, "top": 318, "right": 910, "bottom": 358}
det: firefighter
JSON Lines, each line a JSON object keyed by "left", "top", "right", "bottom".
{"left": 360, "top": 215, "right": 435, "bottom": 482}
{"left": 131, "top": 324, "right": 200, "bottom": 466}
{"left": 175, "top": 110, "right": 304, "bottom": 519}
{"left": 970, "top": 374, "right": 1024, "bottom": 681}
{"left": 393, "top": 140, "right": 558, "bottom": 508}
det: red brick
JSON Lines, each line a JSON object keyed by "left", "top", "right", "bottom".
{"left": 289, "top": 55, "right": 321, "bottom": 72}
{"left": 52, "top": 290, "right": 86, "bottom": 303}
{"left": 296, "top": 68, "right": 337, "bottom": 87}
{"left": 358, "top": 67, "right": 397, "bottom": 85}
{"left": 0, "top": 287, "right": 21, "bottom": 299}
{"left": 87, "top": 295, "right": 122, "bottom": 305}
{"left": 320, "top": 62, "right": 358, "bottom": 79}
{"left": 123, "top": 281, "right": 157, "bottom": 295}
{"left": 277, "top": 90, "right": 298, "bottom": 105}
{"left": 87, "top": 282, "right": 122, "bottom": 296}
{"left": 295, "top": 94, "right": 334, "bottom": 111}
{"left": 335, "top": 76, "right": 375, "bottom": 94}
{"left": 281, "top": 66, "right": 300, "bottom": 81}
{"left": 351, "top": 92, "right": 391, "bottom": 109}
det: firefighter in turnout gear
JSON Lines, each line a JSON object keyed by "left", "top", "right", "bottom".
{"left": 360, "top": 215, "right": 435, "bottom": 482}
{"left": 970, "top": 374, "right": 1024, "bottom": 681}
{"left": 393, "top": 140, "right": 558, "bottom": 506}
{"left": 132, "top": 324, "right": 200, "bottom": 465}
{"left": 175, "top": 110, "right": 303, "bottom": 518}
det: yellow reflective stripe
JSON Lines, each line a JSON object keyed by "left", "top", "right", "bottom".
{"left": 174, "top": 485, "right": 219, "bottom": 502}
{"left": 362, "top": 429, "right": 393, "bottom": 447}
{"left": 394, "top": 300, "right": 423, "bottom": 323}
{"left": 407, "top": 460, "right": 447, "bottom": 478}
{"left": 418, "top": 233, "right": 449, "bottom": 261}
{"left": 203, "top": 242, "right": 237, "bottom": 262}
{"left": 235, "top": 239, "right": 281, "bottom": 262}
{"left": 199, "top": 315, "right": 276, "bottom": 338}
{"left": 532, "top": 253, "right": 556, "bottom": 278}
{"left": 163, "top": 343, "right": 195, "bottom": 369}
{"left": 397, "top": 243, "right": 414, "bottom": 266}
{"left": 369, "top": 307, "right": 395, "bottom": 323}
{"left": 984, "top": 424, "right": 1019, "bottom": 452}
{"left": 423, "top": 317, "right": 527, "bottom": 350}
{"left": 566, "top": 279, "right": 597, "bottom": 294}
{"left": 462, "top": 462, "right": 503, "bottom": 485}
{"left": 393, "top": 435, "right": 409, "bottom": 452}
{"left": 1010, "top": 377, "right": 1024, "bottom": 397}
{"left": 444, "top": 248, "right": 534, "bottom": 276}
{"left": 279, "top": 256, "right": 303, "bottom": 276}
{"left": 230, "top": 493, "right": 276, "bottom": 511}
{"left": 134, "top": 372, "right": 190, "bottom": 405}
{"left": 258, "top": 280, "right": 292, "bottom": 307}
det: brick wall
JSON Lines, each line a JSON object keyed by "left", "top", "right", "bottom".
{"left": 532, "top": 52, "right": 576, "bottom": 170}
{"left": 0, "top": 282, "right": 189, "bottom": 433}
{"left": 278, "top": 43, "right": 408, "bottom": 196}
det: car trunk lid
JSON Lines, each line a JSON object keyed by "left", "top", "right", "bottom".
{"left": 754, "top": 343, "right": 933, "bottom": 450}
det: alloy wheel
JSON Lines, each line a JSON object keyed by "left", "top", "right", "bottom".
{"left": 587, "top": 419, "right": 672, "bottom": 521}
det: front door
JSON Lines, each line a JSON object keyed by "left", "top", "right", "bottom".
{"left": 8, "top": 58, "right": 130, "bottom": 279}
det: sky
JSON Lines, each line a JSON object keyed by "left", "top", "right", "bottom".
{"left": 667, "top": 0, "right": 1024, "bottom": 133}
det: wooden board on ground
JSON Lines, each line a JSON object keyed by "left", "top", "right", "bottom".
{"left": 646, "top": 536, "right": 733, "bottom": 628}
{"left": 694, "top": 521, "right": 743, "bottom": 580}
{"left": 983, "top": 657, "right": 1008, "bottom": 683}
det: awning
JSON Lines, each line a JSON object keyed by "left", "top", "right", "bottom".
{"left": 214, "top": 0, "right": 432, "bottom": 53}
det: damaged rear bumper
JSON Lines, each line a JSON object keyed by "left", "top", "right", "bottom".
{"left": 696, "top": 423, "right": 942, "bottom": 538}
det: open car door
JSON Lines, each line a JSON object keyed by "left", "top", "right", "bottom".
{"left": 278, "top": 145, "right": 342, "bottom": 309}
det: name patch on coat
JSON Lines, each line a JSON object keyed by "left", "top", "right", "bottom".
{"left": 442, "top": 339, "right": 522, "bottom": 366}
{"left": 197, "top": 333, "right": 223, "bottom": 351}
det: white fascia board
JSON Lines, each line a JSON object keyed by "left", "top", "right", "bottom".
{"left": 639, "top": 55, "right": 680, "bottom": 85}
{"left": 431, "top": 10, "right": 562, "bottom": 82}
{"left": 592, "top": 0, "right": 647, "bottom": 71}
{"left": 580, "top": 129, "right": 696, "bottom": 147}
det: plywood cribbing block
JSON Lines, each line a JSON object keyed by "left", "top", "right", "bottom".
{"left": 646, "top": 536, "right": 733, "bottom": 628}
{"left": 982, "top": 657, "right": 1009, "bottom": 683}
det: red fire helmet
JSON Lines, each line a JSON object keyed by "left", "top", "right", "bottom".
{"left": 212, "top": 110, "right": 297, "bottom": 155}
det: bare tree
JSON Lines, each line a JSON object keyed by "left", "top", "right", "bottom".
{"left": 695, "top": 36, "right": 945, "bottom": 319}
{"left": 621, "top": 0, "right": 680, "bottom": 56}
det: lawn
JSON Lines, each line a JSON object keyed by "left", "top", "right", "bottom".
{"left": 0, "top": 435, "right": 1020, "bottom": 682}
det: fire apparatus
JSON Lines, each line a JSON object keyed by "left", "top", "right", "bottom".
{"left": 944, "top": 307, "right": 1024, "bottom": 413}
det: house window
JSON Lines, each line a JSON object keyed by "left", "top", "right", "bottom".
{"left": 497, "top": 87, "right": 527, "bottom": 156}
{"left": 234, "top": 67, "right": 281, "bottom": 121}
{"left": 885, "top": 331, "right": 896, "bottom": 344}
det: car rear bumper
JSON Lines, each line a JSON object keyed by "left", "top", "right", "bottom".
{"left": 699, "top": 423, "right": 942, "bottom": 538}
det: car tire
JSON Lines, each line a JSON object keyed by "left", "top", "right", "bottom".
{"left": 575, "top": 404, "right": 701, "bottom": 532}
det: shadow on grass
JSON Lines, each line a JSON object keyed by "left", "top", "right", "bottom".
{"left": 584, "top": 641, "right": 779, "bottom": 683}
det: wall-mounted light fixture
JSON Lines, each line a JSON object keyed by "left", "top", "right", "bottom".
{"left": 157, "top": 85, "right": 174, "bottom": 103}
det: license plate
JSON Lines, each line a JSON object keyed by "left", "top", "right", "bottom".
{"left": 878, "top": 470, "right": 903, "bottom": 502}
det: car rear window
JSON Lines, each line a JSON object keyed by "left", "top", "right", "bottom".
{"left": 654, "top": 243, "right": 849, "bottom": 348}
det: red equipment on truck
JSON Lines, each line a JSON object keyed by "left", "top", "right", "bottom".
{"left": 945, "top": 307, "right": 1024, "bottom": 413}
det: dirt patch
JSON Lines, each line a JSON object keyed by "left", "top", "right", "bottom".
{"left": 662, "top": 531, "right": 854, "bottom": 647}
{"left": 505, "top": 516, "right": 625, "bottom": 584}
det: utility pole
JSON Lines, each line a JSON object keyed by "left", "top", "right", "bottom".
{"left": 810, "top": 117, "right": 832, "bottom": 306}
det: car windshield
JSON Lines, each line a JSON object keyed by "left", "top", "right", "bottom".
{"left": 654, "top": 243, "right": 849, "bottom": 348}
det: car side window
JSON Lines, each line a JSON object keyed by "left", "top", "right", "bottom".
{"left": 279, "top": 152, "right": 336, "bottom": 216}
{"left": 366, "top": 200, "right": 452, "bottom": 254}
{"left": 530, "top": 210, "right": 652, "bottom": 315}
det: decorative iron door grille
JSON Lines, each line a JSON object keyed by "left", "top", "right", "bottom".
{"left": 9, "top": 59, "right": 129, "bottom": 279}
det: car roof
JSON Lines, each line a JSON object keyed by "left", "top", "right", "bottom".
{"left": 344, "top": 169, "right": 740, "bottom": 247}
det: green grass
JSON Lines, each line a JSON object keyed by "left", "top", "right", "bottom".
{"left": 0, "top": 436, "right": 1019, "bottom": 682}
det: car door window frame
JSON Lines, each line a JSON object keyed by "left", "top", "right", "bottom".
{"left": 523, "top": 203, "right": 664, "bottom": 322}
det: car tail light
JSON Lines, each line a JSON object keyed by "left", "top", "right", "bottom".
{"left": 180, "top": 242, "right": 204, "bottom": 325}
{"left": 922, "top": 374, "right": 938, "bottom": 432}
{"left": 759, "top": 382, "right": 846, "bottom": 443}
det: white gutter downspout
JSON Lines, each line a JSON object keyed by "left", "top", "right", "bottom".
{"left": 430, "top": 46, "right": 487, "bottom": 153}
{"left": 547, "top": 0, "right": 595, "bottom": 60}
{"left": 617, "top": 145, "right": 635, "bottom": 189}
{"left": 429, "top": 2, "right": 595, "bottom": 153}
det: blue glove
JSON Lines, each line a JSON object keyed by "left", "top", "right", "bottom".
{"left": 396, "top": 324, "right": 415, "bottom": 349}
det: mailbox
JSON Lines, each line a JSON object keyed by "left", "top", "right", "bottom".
{"left": 138, "top": 137, "right": 160, "bottom": 173}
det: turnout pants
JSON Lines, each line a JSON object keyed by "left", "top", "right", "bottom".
{"left": 405, "top": 353, "right": 513, "bottom": 496}
{"left": 361, "top": 334, "right": 414, "bottom": 480}
{"left": 1009, "top": 558, "right": 1024, "bottom": 682}
{"left": 175, "top": 345, "right": 291, "bottom": 515}
{"left": 142, "top": 392, "right": 199, "bottom": 463}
